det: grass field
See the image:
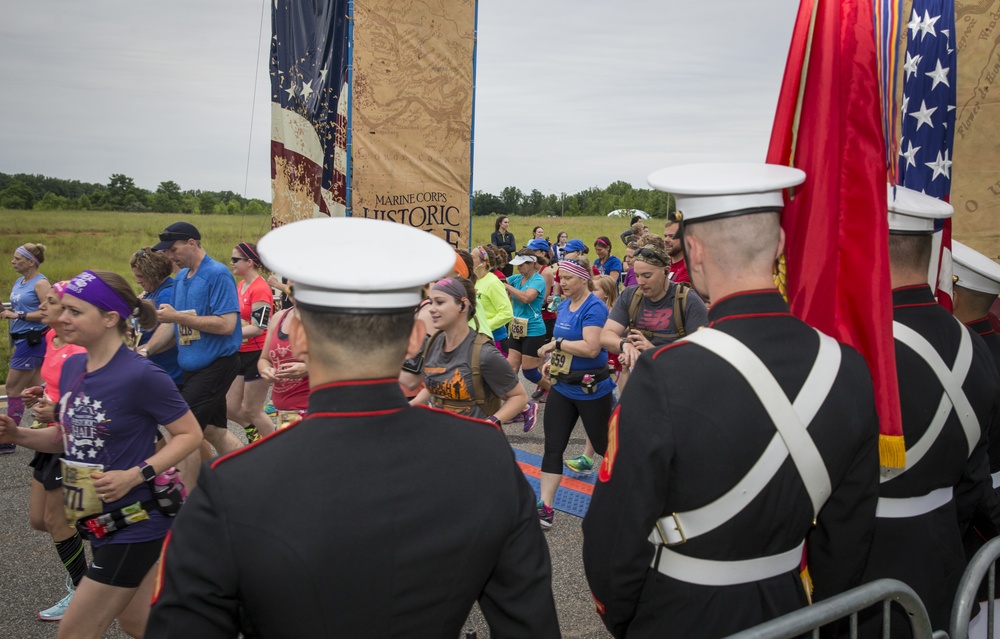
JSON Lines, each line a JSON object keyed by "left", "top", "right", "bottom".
{"left": 0, "top": 210, "right": 643, "bottom": 384}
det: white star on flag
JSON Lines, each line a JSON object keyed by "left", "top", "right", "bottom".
{"left": 904, "top": 52, "right": 923, "bottom": 80}
{"left": 285, "top": 83, "right": 298, "bottom": 100}
{"left": 925, "top": 150, "right": 952, "bottom": 180}
{"left": 909, "top": 100, "right": 937, "bottom": 130}
{"left": 908, "top": 9, "right": 923, "bottom": 38}
{"left": 925, "top": 59, "right": 951, "bottom": 90}
{"left": 900, "top": 140, "right": 921, "bottom": 168}
{"left": 300, "top": 81, "right": 314, "bottom": 100}
{"left": 919, "top": 11, "right": 940, "bottom": 40}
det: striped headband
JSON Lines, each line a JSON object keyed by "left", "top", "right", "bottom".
{"left": 237, "top": 242, "right": 262, "bottom": 268}
{"left": 16, "top": 246, "right": 39, "bottom": 265}
{"left": 559, "top": 260, "right": 591, "bottom": 280}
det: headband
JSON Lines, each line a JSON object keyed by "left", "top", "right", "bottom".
{"left": 51, "top": 281, "right": 69, "bottom": 299}
{"left": 595, "top": 238, "right": 610, "bottom": 248}
{"left": 65, "top": 271, "right": 133, "bottom": 319}
{"left": 453, "top": 253, "right": 470, "bottom": 278}
{"left": 559, "top": 260, "right": 591, "bottom": 281}
{"left": 16, "top": 246, "right": 39, "bottom": 265}
{"left": 475, "top": 246, "right": 488, "bottom": 263}
{"left": 237, "top": 242, "right": 262, "bottom": 268}
{"left": 431, "top": 277, "right": 468, "bottom": 303}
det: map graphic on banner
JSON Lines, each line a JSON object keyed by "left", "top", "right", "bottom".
{"left": 270, "top": 1, "right": 350, "bottom": 226}
{"left": 349, "top": 0, "right": 476, "bottom": 249}
{"left": 952, "top": 0, "right": 1000, "bottom": 246}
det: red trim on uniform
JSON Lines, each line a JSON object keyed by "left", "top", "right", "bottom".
{"left": 417, "top": 404, "right": 502, "bottom": 431}
{"left": 310, "top": 377, "right": 399, "bottom": 393}
{"left": 892, "top": 284, "right": 929, "bottom": 292}
{"left": 210, "top": 421, "right": 299, "bottom": 469}
{"left": 592, "top": 592, "right": 606, "bottom": 615}
{"left": 516, "top": 461, "right": 594, "bottom": 495}
{"left": 150, "top": 530, "right": 172, "bottom": 605}
{"left": 708, "top": 289, "right": 778, "bottom": 306}
{"left": 709, "top": 312, "right": 792, "bottom": 327}
{"left": 650, "top": 340, "right": 691, "bottom": 361}
{"left": 307, "top": 408, "right": 405, "bottom": 419}
{"left": 893, "top": 302, "right": 937, "bottom": 309}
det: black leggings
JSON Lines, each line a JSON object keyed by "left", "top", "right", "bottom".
{"left": 541, "top": 388, "right": 614, "bottom": 474}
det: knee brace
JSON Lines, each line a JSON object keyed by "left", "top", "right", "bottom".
{"left": 523, "top": 367, "right": 542, "bottom": 384}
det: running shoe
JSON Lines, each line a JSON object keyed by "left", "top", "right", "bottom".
{"left": 564, "top": 455, "right": 594, "bottom": 474}
{"left": 537, "top": 500, "right": 554, "bottom": 529}
{"left": 531, "top": 387, "right": 548, "bottom": 402}
{"left": 263, "top": 402, "right": 277, "bottom": 417}
{"left": 244, "top": 426, "right": 262, "bottom": 444}
{"left": 521, "top": 402, "right": 538, "bottom": 433}
{"left": 38, "top": 578, "right": 74, "bottom": 622}
{"left": 0, "top": 443, "right": 15, "bottom": 454}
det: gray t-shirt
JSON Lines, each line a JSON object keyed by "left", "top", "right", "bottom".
{"left": 608, "top": 283, "right": 709, "bottom": 347}
{"left": 422, "top": 330, "right": 518, "bottom": 419}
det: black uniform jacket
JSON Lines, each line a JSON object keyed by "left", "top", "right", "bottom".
{"left": 582, "top": 290, "right": 880, "bottom": 639}
{"left": 147, "top": 378, "right": 560, "bottom": 639}
{"left": 963, "top": 317, "right": 1000, "bottom": 566}
{"left": 860, "top": 286, "right": 1000, "bottom": 633}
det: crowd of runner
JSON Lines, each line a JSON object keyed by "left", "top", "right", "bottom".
{"left": 3, "top": 166, "right": 1000, "bottom": 638}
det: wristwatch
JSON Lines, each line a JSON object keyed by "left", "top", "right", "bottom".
{"left": 18, "top": 311, "right": 26, "bottom": 321}
{"left": 138, "top": 462, "right": 157, "bottom": 483}
{"left": 619, "top": 337, "right": 628, "bottom": 352}
{"left": 555, "top": 338, "right": 564, "bottom": 351}
{"left": 487, "top": 416, "right": 501, "bottom": 425}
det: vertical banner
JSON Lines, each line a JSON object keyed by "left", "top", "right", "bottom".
{"left": 349, "top": 0, "right": 477, "bottom": 249}
{"left": 952, "top": 0, "right": 1000, "bottom": 245}
{"left": 270, "top": 1, "right": 350, "bottom": 226}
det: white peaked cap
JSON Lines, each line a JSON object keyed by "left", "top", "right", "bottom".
{"left": 952, "top": 240, "right": 1000, "bottom": 296}
{"left": 887, "top": 184, "right": 953, "bottom": 234}
{"left": 258, "top": 217, "right": 456, "bottom": 311}
{"left": 646, "top": 163, "right": 805, "bottom": 222}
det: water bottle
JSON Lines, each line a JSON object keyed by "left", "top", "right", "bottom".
{"left": 152, "top": 467, "right": 188, "bottom": 516}
{"left": 548, "top": 294, "right": 562, "bottom": 313}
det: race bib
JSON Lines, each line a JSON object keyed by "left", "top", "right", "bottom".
{"left": 177, "top": 309, "right": 201, "bottom": 346}
{"left": 549, "top": 349, "right": 574, "bottom": 377}
{"left": 61, "top": 459, "right": 105, "bottom": 526}
{"left": 510, "top": 317, "right": 528, "bottom": 339}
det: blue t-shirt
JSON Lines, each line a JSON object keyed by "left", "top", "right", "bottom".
{"left": 507, "top": 272, "right": 546, "bottom": 337}
{"left": 139, "top": 278, "right": 183, "bottom": 385}
{"left": 10, "top": 273, "right": 48, "bottom": 334}
{"left": 595, "top": 255, "right": 623, "bottom": 285}
{"left": 552, "top": 294, "right": 614, "bottom": 400}
{"left": 171, "top": 255, "right": 242, "bottom": 371}
{"left": 59, "top": 346, "right": 190, "bottom": 546}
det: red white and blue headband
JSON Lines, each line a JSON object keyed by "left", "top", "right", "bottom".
{"left": 65, "top": 270, "right": 132, "bottom": 319}
{"left": 16, "top": 246, "right": 39, "bottom": 265}
{"left": 559, "top": 260, "right": 591, "bottom": 281}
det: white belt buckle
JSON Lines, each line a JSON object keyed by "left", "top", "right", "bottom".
{"left": 656, "top": 514, "right": 686, "bottom": 546}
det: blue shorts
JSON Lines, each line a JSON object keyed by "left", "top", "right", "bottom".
{"left": 10, "top": 338, "right": 46, "bottom": 371}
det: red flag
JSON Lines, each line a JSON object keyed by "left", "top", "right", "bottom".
{"left": 767, "top": 0, "right": 904, "bottom": 467}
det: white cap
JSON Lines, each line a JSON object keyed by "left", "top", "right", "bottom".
{"left": 887, "top": 184, "right": 953, "bottom": 234}
{"left": 952, "top": 240, "right": 1000, "bottom": 296}
{"left": 257, "top": 217, "right": 456, "bottom": 311}
{"left": 647, "top": 162, "right": 806, "bottom": 223}
{"left": 509, "top": 254, "right": 537, "bottom": 266}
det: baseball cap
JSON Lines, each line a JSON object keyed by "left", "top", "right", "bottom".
{"left": 153, "top": 222, "right": 202, "bottom": 251}
{"left": 563, "top": 239, "right": 588, "bottom": 254}
{"left": 527, "top": 238, "right": 550, "bottom": 251}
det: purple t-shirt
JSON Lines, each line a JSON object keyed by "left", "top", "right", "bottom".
{"left": 59, "top": 345, "right": 189, "bottom": 546}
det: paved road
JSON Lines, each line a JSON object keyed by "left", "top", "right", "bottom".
{"left": 0, "top": 392, "right": 612, "bottom": 639}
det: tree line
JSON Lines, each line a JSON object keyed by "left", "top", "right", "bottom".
{"left": 0, "top": 172, "right": 272, "bottom": 216}
{"left": 472, "top": 181, "right": 676, "bottom": 218}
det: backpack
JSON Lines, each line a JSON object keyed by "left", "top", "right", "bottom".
{"left": 423, "top": 332, "right": 504, "bottom": 416}
{"left": 627, "top": 281, "right": 692, "bottom": 340}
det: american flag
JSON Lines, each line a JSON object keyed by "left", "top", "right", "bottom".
{"left": 270, "top": 1, "right": 350, "bottom": 222}
{"left": 897, "top": 0, "right": 956, "bottom": 308}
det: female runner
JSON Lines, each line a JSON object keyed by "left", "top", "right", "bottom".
{"left": 0, "top": 270, "right": 202, "bottom": 639}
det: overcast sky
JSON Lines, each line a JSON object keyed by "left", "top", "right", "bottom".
{"left": 0, "top": 0, "right": 800, "bottom": 202}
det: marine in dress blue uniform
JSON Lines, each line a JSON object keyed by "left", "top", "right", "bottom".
{"left": 583, "top": 163, "right": 880, "bottom": 639}
{"left": 146, "top": 218, "right": 560, "bottom": 639}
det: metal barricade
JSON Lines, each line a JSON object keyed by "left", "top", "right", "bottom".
{"left": 724, "top": 578, "right": 947, "bottom": 639}
{"left": 950, "top": 537, "right": 1000, "bottom": 639}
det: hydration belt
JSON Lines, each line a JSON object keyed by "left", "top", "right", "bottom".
{"left": 648, "top": 327, "right": 837, "bottom": 585}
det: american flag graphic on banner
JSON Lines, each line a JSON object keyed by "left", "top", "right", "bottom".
{"left": 270, "top": 1, "right": 350, "bottom": 225}
{"left": 897, "top": 0, "right": 956, "bottom": 309}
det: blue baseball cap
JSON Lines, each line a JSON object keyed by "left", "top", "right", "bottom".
{"left": 526, "top": 238, "right": 550, "bottom": 251}
{"left": 563, "top": 239, "right": 588, "bottom": 254}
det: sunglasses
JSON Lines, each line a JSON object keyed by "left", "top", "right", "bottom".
{"left": 134, "top": 248, "right": 150, "bottom": 258}
{"left": 634, "top": 248, "right": 667, "bottom": 265}
{"left": 231, "top": 257, "right": 248, "bottom": 264}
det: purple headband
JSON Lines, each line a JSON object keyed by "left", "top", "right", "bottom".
{"left": 431, "top": 277, "right": 468, "bottom": 303}
{"left": 65, "top": 271, "right": 132, "bottom": 319}
{"left": 237, "top": 242, "right": 262, "bottom": 268}
{"left": 16, "top": 246, "right": 39, "bottom": 265}
{"left": 559, "top": 260, "right": 591, "bottom": 281}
